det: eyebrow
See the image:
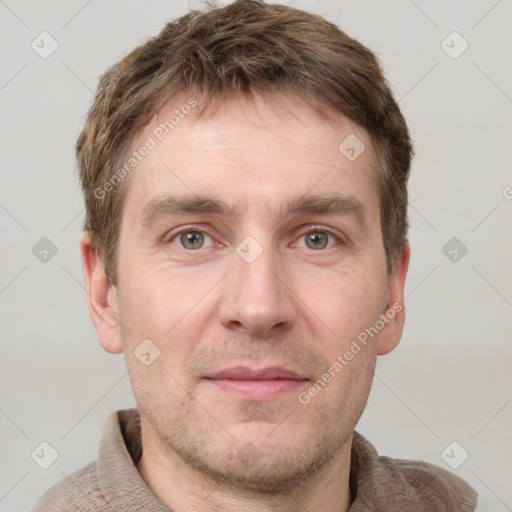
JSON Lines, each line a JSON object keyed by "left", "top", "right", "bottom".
{"left": 140, "top": 195, "right": 236, "bottom": 227}
{"left": 140, "top": 193, "right": 366, "bottom": 229}
{"left": 284, "top": 194, "right": 365, "bottom": 223}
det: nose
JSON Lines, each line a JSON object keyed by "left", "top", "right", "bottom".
{"left": 218, "top": 238, "right": 297, "bottom": 337}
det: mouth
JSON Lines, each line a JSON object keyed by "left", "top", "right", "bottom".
{"left": 202, "top": 366, "right": 310, "bottom": 401}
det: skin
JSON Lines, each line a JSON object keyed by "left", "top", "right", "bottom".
{"left": 81, "top": 91, "right": 409, "bottom": 512}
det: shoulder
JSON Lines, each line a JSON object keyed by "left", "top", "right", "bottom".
{"left": 380, "top": 455, "right": 477, "bottom": 509}
{"left": 351, "top": 432, "right": 478, "bottom": 511}
{"left": 31, "top": 460, "right": 110, "bottom": 512}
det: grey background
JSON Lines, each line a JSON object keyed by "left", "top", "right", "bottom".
{"left": 1, "top": 0, "right": 511, "bottom": 510}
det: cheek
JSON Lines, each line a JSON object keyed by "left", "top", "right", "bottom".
{"left": 117, "top": 269, "right": 209, "bottom": 373}
{"left": 117, "top": 278, "right": 198, "bottom": 402}
{"left": 301, "top": 267, "right": 386, "bottom": 337}
{"left": 119, "top": 262, "right": 189, "bottom": 329}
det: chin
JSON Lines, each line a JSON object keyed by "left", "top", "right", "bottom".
{"left": 175, "top": 427, "right": 346, "bottom": 495}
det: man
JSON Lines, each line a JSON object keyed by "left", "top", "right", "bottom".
{"left": 33, "top": 0, "right": 478, "bottom": 510}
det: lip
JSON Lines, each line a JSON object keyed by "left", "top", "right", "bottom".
{"left": 203, "top": 366, "right": 309, "bottom": 401}
{"left": 204, "top": 366, "right": 306, "bottom": 380}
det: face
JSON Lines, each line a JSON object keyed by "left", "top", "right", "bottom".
{"left": 82, "top": 91, "right": 409, "bottom": 494}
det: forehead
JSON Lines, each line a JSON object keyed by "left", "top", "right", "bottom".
{"left": 122, "top": 91, "right": 380, "bottom": 222}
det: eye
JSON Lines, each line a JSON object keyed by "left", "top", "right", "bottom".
{"left": 167, "top": 229, "right": 215, "bottom": 250}
{"left": 165, "top": 227, "right": 341, "bottom": 252}
{"left": 295, "top": 229, "right": 340, "bottom": 250}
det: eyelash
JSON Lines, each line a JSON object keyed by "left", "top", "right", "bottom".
{"left": 165, "top": 225, "right": 343, "bottom": 251}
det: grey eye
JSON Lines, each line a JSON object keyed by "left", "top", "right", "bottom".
{"left": 180, "top": 231, "right": 205, "bottom": 250}
{"left": 304, "top": 231, "right": 329, "bottom": 250}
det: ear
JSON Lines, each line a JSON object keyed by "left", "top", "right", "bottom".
{"left": 80, "top": 232, "right": 123, "bottom": 354}
{"left": 377, "top": 242, "right": 410, "bottom": 356}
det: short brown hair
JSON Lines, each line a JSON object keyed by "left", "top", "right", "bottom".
{"left": 77, "top": 0, "right": 413, "bottom": 285}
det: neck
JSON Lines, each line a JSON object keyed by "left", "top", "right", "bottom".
{"left": 136, "top": 420, "right": 353, "bottom": 512}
